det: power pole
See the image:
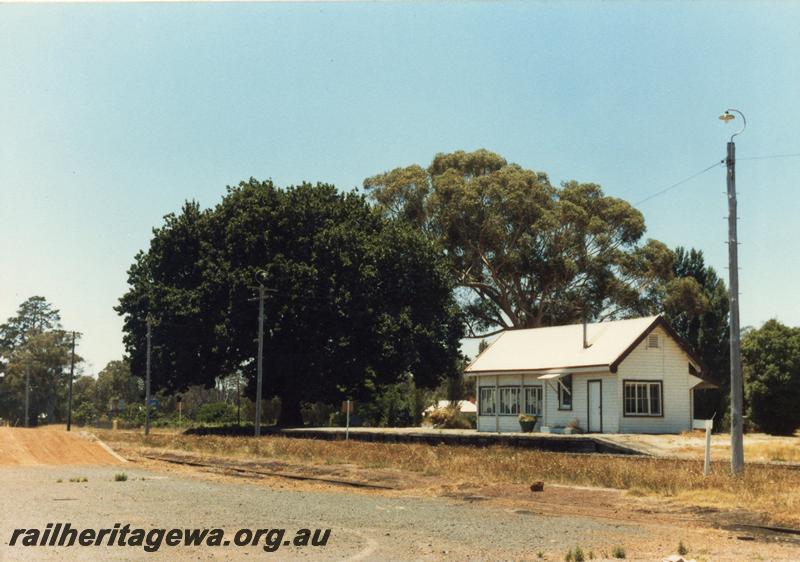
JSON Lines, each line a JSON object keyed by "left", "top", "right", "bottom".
{"left": 237, "top": 373, "right": 241, "bottom": 426}
{"left": 24, "top": 364, "right": 30, "bottom": 428}
{"left": 255, "top": 285, "right": 265, "bottom": 437}
{"left": 720, "top": 109, "right": 745, "bottom": 474}
{"left": 145, "top": 315, "right": 152, "bottom": 436}
{"left": 66, "top": 331, "right": 76, "bottom": 432}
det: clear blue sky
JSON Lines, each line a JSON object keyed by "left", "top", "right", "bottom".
{"left": 1, "top": 2, "right": 798, "bottom": 375}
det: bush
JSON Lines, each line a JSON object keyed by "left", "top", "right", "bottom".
{"left": 611, "top": 546, "right": 626, "bottom": 559}
{"left": 73, "top": 401, "right": 98, "bottom": 426}
{"left": 301, "top": 402, "right": 336, "bottom": 427}
{"left": 564, "top": 546, "right": 585, "bottom": 562}
{"left": 358, "top": 380, "right": 418, "bottom": 427}
{"left": 426, "top": 406, "right": 473, "bottom": 429}
{"left": 195, "top": 402, "right": 238, "bottom": 425}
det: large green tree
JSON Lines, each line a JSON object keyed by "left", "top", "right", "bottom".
{"left": 742, "top": 320, "right": 800, "bottom": 435}
{"left": 117, "top": 180, "right": 463, "bottom": 426}
{"left": 656, "top": 247, "right": 730, "bottom": 419}
{"left": 1, "top": 330, "right": 81, "bottom": 425}
{"left": 95, "top": 360, "right": 141, "bottom": 413}
{"left": 0, "top": 297, "right": 78, "bottom": 424}
{"left": 0, "top": 296, "right": 62, "bottom": 373}
{"left": 364, "top": 149, "right": 673, "bottom": 336}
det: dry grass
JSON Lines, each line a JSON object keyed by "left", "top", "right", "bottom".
{"left": 98, "top": 430, "right": 800, "bottom": 526}
{"left": 619, "top": 431, "right": 800, "bottom": 463}
{"left": 745, "top": 441, "right": 800, "bottom": 463}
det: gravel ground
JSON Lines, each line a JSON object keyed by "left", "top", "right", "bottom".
{"left": 2, "top": 464, "right": 799, "bottom": 561}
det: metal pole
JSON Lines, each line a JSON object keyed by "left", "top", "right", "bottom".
{"left": 345, "top": 400, "right": 350, "bottom": 441}
{"left": 145, "top": 316, "right": 152, "bottom": 436}
{"left": 726, "top": 139, "right": 745, "bottom": 474}
{"left": 237, "top": 373, "right": 241, "bottom": 426}
{"left": 255, "top": 285, "right": 265, "bottom": 437}
{"left": 66, "top": 331, "right": 76, "bottom": 431}
{"left": 24, "top": 364, "right": 30, "bottom": 428}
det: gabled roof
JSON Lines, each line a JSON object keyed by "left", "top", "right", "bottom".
{"left": 465, "top": 315, "right": 704, "bottom": 375}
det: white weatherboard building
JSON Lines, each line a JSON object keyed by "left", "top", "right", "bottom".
{"left": 465, "top": 316, "right": 716, "bottom": 434}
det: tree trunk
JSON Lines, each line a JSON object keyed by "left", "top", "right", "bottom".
{"left": 277, "top": 393, "right": 303, "bottom": 427}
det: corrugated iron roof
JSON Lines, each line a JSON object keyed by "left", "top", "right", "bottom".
{"left": 465, "top": 315, "right": 663, "bottom": 374}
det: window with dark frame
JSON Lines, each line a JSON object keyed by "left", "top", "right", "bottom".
{"left": 623, "top": 381, "right": 662, "bottom": 416}
{"left": 498, "top": 387, "right": 520, "bottom": 415}
{"left": 479, "top": 387, "right": 496, "bottom": 415}
{"left": 523, "top": 386, "right": 543, "bottom": 416}
{"left": 558, "top": 374, "right": 572, "bottom": 410}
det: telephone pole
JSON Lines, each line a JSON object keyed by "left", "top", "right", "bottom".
{"left": 66, "top": 331, "right": 76, "bottom": 432}
{"left": 24, "top": 364, "right": 30, "bottom": 428}
{"left": 145, "top": 315, "right": 152, "bottom": 436}
{"left": 255, "top": 284, "right": 265, "bottom": 437}
{"left": 719, "top": 109, "right": 746, "bottom": 474}
{"left": 252, "top": 269, "right": 277, "bottom": 437}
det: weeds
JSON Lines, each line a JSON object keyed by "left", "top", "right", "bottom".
{"left": 114, "top": 473, "right": 128, "bottom": 482}
{"left": 611, "top": 545, "right": 626, "bottom": 559}
{"left": 677, "top": 541, "right": 688, "bottom": 556}
{"left": 68, "top": 477, "right": 88, "bottom": 483}
{"left": 97, "top": 430, "right": 800, "bottom": 525}
{"left": 564, "top": 546, "right": 585, "bottom": 562}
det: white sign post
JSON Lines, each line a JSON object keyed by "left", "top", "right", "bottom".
{"left": 342, "top": 400, "right": 353, "bottom": 441}
{"left": 703, "top": 418, "right": 714, "bottom": 476}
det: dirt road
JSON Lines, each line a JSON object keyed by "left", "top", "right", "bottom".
{"left": 2, "top": 428, "right": 799, "bottom": 561}
{"left": 0, "top": 426, "right": 123, "bottom": 466}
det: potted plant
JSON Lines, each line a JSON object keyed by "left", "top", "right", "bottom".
{"left": 518, "top": 414, "right": 538, "bottom": 433}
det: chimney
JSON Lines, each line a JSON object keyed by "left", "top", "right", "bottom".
{"left": 582, "top": 317, "right": 590, "bottom": 349}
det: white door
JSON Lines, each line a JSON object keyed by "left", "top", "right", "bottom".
{"left": 588, "top": 380, "right": 602, "bottom": 432}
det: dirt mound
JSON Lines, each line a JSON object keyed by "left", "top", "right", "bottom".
{"left": 0, "top": 426, "right": 123, "bottom": 466}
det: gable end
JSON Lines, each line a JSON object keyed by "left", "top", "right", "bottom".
{"left": 609, "top": 316, "right": 705, "bottom": 374}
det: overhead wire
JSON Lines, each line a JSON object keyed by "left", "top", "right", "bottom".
{"left": 633, "top": 151, "right": 800, "bottom": 206}
{"left": 634, "top": 159, "right": 724, "bottom": 206}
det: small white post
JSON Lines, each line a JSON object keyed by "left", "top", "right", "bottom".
{"left": 704, "top": 418, "right": 714, "bottom": 476}
{"left": 345, "top": 400, "right": 350, "bottom": 441}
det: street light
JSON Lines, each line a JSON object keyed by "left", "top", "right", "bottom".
{"left": 719, "top": 108, "right": 746, "bottom": 474}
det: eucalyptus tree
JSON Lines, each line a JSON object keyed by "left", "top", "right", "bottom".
{"left": 364, "top": 149, "right": 673, "bottom": 336}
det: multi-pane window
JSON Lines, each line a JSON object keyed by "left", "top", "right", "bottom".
{"left": 499, "top": 387, "right": 521, "bottom": 415}
{"left": 524, "top": 386, "right": 543, "bottom": 416}
{"left": 479, "top": 387, "right": 496, "bottom": 415}
{"left": 558, "top": 374, "right": 573, "bottom": 410}
{"left": 624, "top": 381, "right": 663, "bottom": 416}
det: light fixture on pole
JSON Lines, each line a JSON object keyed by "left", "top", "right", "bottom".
{"left": 719, "top": 108, "right": 746, "bottom": 475}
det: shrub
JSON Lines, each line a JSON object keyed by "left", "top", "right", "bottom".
{"left": 677, "top": 541, "right": 688, "bottom": 556}
{"left": 73, "top": 401, "right": 98, "bottom": 426}
{"left": 426, "top": 406, "right": 472, "bottom": 429}
{"left": 301, "top": 402, "right": 336, "bottom": 427}
{"left": 564, "top": 546, "right": 584, "bottom": 562}
{"left": 611, "top": 546, "right": 626, "bottom": 559}
{"left": 114, "top": 473, "right": 128, "bottom": 482}
{"left": 196, "top": 402, "right": 238, "bottom": 425}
